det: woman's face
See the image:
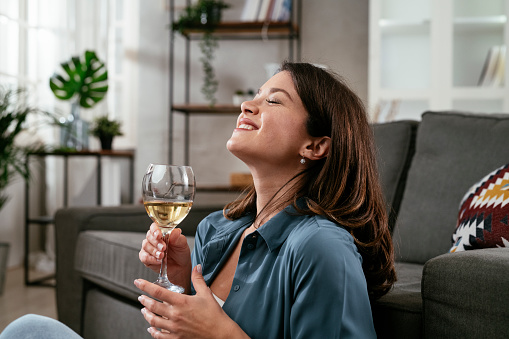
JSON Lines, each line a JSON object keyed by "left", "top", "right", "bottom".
{"left": 227, "top": 71, "right": 312, "bottom": 170}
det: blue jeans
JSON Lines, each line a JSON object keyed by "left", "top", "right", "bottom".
{"left": 0, "top": 314, "right": 82, "bottom": 339}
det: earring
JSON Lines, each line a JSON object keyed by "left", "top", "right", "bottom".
{"left": 300, "top": 156, "right": 306, "bottom": 164}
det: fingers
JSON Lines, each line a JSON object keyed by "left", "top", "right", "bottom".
{"left": 191, "top": 264, "right": 210, "bottom": 295}
{"left": 140, "top": 309, "right": 172, "bottom": 339}
{"left": 138, "top": 295, "right": 171, "bottom": 320}
{"left": 135, "top": 279, "right": 183, "bottom": 306}
{"left": 140, "top": 224, "right": 165, "bottom": 263}
{"left": 147, "top": 326, "right": 172, "bottom": 338}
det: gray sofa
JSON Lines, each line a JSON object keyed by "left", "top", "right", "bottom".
{"left": 55, "top": 111, "right": 509, "bottom": 339}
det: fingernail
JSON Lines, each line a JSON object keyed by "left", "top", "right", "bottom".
{"left": 196, "top": 264, "right": 202, "bottom": 274}
{"left": 155, "top": 251, "right": 162, "bottom": 258}
{"left": 141, "top": 308, "right": 146, "bottom": 315}
{"left": 138, "top": 295, "right": 144, "bottom": 303}
{"left": 157, "top": 243, "right": 164, "bottom": 251}
{"left": 134, "top": 279, "right": 141, "bottom": 287}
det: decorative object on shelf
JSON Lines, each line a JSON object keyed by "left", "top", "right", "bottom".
{"left": 172, "top": 0, "right": 230, "bottom": 107}
{"left": 0, "top": 86, "right": 44, "bottom": 292}
{"left": 230, "top": 172, "right": 253, "bottom": 188}
{"left": 90, "top": 115, "right": 123, "bottom": 150}
{"left": 477, "top": 45, "right": 506, "bottom": 87}
{"left": 49, "top": 50, "right": 108, "bottom": 151}
{"left": 240, "top": 0, "right": 292, "bottom": 22}
{"left": 233, "top": 90, "right": 245, "bottom": 106}
{"left": 232, "top": 88, "right": 255, "bottom": 106}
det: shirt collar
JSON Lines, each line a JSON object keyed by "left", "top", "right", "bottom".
{"left": 210, "top": 198, "right": 308, "bottom": 251}
{"left": 257, "top": 201, "right": 306, "bottom": 252}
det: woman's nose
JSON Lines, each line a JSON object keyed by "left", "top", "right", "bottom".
{"left": 241, "top": 100, "right": 259, "bottom": 115}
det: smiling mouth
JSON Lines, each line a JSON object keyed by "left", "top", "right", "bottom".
{"left": 238, "top": 124, "right": 256, "bottom": 130}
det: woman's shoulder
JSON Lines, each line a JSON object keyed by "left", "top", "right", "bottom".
{"left": 285, "top": 215, "right": 360, "bottom": 260}
{"left": 195, "top": 210, "right": 226, "bottom": 233}
{"left": 195, "top": 209, "right": 251, "bottom": 236}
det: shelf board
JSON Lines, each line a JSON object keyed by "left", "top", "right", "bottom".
{"left": 451, "top": 87, "right": 506, "bottom": 99}
{"left": 28, "top": 149, "right": 135, "bottom": 158}
{"left": 178, "top": 21, "right": 299, "bottom": 39}
{"left": 27, "top": 216, "right": 54, "bottom": 225}
{"left": 172, "top": 104, "right": 240, "bottom": 114}
{"left": 379, "top": 19, "right": 430, "bottom": 34}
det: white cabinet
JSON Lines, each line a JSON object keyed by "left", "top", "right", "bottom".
{"left": 369, "top": 0, "right": 509, "bottom": 121}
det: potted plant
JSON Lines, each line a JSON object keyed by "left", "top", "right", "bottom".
{"left": 172, "top": 0, "right": 230, "bottom": 106}
{"left": 0, "top": 86, "right": 42, "bottom": 295}
{"left": 49, "top": 50, "right": 108, "bottom": 150}
{"left": 90, "top": 115, "right": 123, "bottom": 150}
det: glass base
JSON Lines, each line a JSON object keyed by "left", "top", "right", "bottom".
{"left": 155, "top": 277, "right": 185, "bottom": 294}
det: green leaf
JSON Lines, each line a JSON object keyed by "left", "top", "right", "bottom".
{"left": 49, "top": 50, "right": 108, "bottom": 108}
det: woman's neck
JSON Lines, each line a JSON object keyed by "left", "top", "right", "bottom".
{"left": 251, "top": 169, "right": 304, "bottom": 227}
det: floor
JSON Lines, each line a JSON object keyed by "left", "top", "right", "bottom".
{"left": 0, "top": 267, "right": 57, "bottom": 331}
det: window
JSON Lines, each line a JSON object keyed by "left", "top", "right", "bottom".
{"left": 0, "top": 0, "right": 133, "bottom": 149}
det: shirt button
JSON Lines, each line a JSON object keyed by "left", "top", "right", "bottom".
{"left": 247, "top": 243, "right": 255, "bottom": 250}
{"left": 233, "top": 285, "right": 240, "bottom": 292}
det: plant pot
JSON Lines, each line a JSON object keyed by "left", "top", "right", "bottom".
{"left": 99, "top": 135, "right": 114, "bottom": 150}
{"left": 0, "top": 242, "right": 9, "bottom": 296}
{"left": 200, "top": 6, "right": 222, "bottom": 26}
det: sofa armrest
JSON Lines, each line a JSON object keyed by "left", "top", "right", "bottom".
{"left": 55, "top": 205, "right": 150, "bottom": 334}
{"left": 422, "top": 248, "right": 509, "bottom": 339}
{"left": 54, "top": 204, "right": 219, "bottom": 334}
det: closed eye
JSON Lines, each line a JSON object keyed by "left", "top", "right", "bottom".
{"left": 266, "top": 98, "right": 281, "bottom": 104}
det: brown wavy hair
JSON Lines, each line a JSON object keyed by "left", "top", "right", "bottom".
{"left": 224, "top": 62, "right": 396, "bottom": 300}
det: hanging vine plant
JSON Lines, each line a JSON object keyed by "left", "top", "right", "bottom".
{"left": 172, "top": 0, "right": 230, "bottom": 107}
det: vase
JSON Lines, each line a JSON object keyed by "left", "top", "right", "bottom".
{"left": 60, "top": 102, "right": 89, "bottom": 150}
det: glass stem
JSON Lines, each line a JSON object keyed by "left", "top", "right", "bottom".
{"left": 158, "top": 231, "right": 171, "bottom": 282}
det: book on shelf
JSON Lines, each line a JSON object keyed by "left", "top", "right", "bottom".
{"left": 478, "top": 45, "right": 506, "bottom": 87}
{"left": 240, "top": 0, "right": 292, "bottom": 22}
{"left": 241, "top": 0, "right": 262, "bottom": 22}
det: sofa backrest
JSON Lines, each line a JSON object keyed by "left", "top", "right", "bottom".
{"left": 393, "top": 111, "right": 509, "bottom": 264}
{"left": 372, "top": 120, "right": 418, "bottom": 231}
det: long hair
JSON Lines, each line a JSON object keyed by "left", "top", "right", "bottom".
{"left": 224, "top": 62, "right": 396, "bottom": 300}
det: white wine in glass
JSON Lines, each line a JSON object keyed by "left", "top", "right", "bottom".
{"left": 142, "top": 164, "right": 195, "bottom": 293}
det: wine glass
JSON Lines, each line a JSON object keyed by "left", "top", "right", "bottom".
{"left": 142, "top": 164, "right": 195, "bottom": 293}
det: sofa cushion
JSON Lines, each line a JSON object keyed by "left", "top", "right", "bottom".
{"left": 422, "top": 248, "right": 509, "bottom": 338}
{"left": 373, "top": 120, "right": 418, "bottom": 231}
{"left": 393, "top": 111, "right": 509, "bottom": 264}
{"left": 372, "top": 262, "right": 423, "bottom": 339}
{"left": 451, "top": 163, "right": 509, "bottom": 252}
{"left": 75, "top": 231, "right": 195, "bottom": 301}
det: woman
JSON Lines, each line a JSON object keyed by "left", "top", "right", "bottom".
{"left": 0, "top": 62, "right": 395, "bottom": 338}
{"left": 137, "top": 62, "right": 396, "bottom": 338}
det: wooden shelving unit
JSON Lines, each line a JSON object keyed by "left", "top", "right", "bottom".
{"left": 168, "top": 0, "right": 302, "bottom": 188}
{"left": 23, "top": 150, "right": 135, "bottom": 286}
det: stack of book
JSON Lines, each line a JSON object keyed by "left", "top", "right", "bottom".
{"left": 240, "top": 0, "right": 292, "bottom": 22}
{"left": 478, "top": 45, "right": 506, "bottom": 87}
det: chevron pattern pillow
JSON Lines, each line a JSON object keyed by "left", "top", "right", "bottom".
{"left": 450, "top": 163, "right": 509, "bottom": 252}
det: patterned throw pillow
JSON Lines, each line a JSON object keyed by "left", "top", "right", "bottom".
{"left": 450, "top": 163, "right": 509, "bottom": 252}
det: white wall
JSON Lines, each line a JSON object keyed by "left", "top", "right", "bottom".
{"left": 1, "top": 0, "right": 368, "bottom": 268}
{"left": 135, "top": 0, "right": 369, "bottom": 205}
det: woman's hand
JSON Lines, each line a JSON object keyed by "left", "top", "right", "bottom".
{"left": 139, "top": 223, "right": 192, "bottom": 293}
{"left": 135, "top": 265, "right": 249, "bottom": 339}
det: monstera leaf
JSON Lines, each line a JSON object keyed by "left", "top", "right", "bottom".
{"left": 49, "top": 50, "right": 108, "bottom": 108}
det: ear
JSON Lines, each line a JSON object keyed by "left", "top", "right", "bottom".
{"left": 303, "top": 136, "right": 330, "bottom": 161}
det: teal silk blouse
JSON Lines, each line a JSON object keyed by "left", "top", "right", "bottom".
{"left": 191, "top": 203, "right": 376, "bottom": 339}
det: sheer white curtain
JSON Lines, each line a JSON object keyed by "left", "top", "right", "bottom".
{"left": 0, "top": 0, "right": 135, "bottom": 268}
